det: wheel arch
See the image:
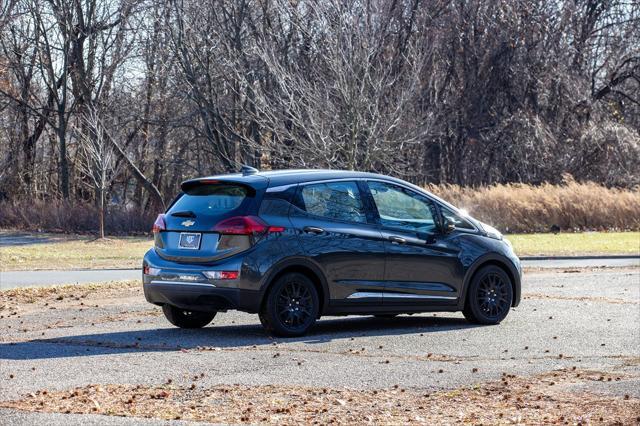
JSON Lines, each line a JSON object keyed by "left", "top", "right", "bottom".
{"left": 259, "top": 257, "right": 329, "bottom": 315}
{"left": 459, "top": 254, "right": 521, "bottom": 310}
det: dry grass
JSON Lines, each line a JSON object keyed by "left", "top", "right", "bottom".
{"left": 0, "top": 236, "right": 151, "bottom": 271}
{"left": 1, "top": 369, "right": 637, "bottom": 424}
{"left": 426, "top": 177, "right": 640, "bottom": 233}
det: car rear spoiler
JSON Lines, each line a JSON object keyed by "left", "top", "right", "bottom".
{"left": 180, "top": 174, "right": 269, "bottom": 193}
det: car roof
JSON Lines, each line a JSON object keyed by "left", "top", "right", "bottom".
{"left": 183, "top": 169, "right": 394, "bottom": 188}
{"left": 259, "top": 169, "right": 388, "bottom": 186}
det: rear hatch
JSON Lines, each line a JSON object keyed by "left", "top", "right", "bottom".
{"left": 154, "top": 180, "right": 265, "bottom": 263}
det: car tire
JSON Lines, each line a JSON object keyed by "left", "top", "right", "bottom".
{"left": 463, "top": 265, "right": 513, "bottom": 325}
{"left": 260, "top": 272, "right": 319, "bottom": 337}
{"left": 162, "top": 305, "right": 216, "bottom": 329}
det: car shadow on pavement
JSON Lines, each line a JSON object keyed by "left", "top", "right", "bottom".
{"left": 0, "top": 315, "right": 480, "bottom": 360}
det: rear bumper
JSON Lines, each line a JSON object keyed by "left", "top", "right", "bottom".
{"left": 144, "top": 281, "right": 261, "bottom": 313}
{"left": 142, "top": 248, "right": 262, "bottom": 313}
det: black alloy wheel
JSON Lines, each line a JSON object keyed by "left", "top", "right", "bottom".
{"left": 477, "top": 272, "right": 511, "bottom": 318}
{"left": 260, "top": 272, "right": 319, "bottom": 337}
{"left": 463, "top": 265, "right": 513, "bottom": 324}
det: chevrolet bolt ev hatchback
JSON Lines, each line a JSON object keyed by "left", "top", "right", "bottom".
{"left": 143, "top": 168, "right": 521, "bottom": 337}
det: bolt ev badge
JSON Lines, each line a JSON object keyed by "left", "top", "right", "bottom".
{"left": 181, "top": 220, "right": 195, "bottom": 227}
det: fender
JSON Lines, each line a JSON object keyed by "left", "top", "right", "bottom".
{"left": 458, "top": 252, "right": 522, "bottom": 310}
{"left": 259, "top": 256, "right": 331, "bottom": 314}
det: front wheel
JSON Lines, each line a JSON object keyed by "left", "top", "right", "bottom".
{"left": 162, "top": 305, "right": 216, "bottom": 328}
{"left": 260, "top": 272, "right": 319, "bottom": 337}
{"left": 463, "top": 266, "right": 513, "bottom": 325}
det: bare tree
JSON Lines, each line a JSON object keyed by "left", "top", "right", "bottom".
{"left": 0, "top": 0, "right": 639, "bottom": 226}
{"left": 75, "top": 107, "right": 117, "bottom": 238}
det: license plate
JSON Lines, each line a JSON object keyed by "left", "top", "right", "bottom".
{"left": 178, "top": 232, "right": 201, "bottom": 250}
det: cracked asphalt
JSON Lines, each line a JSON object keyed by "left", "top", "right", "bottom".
{"left": 0, "top": 268, "right": 639, "bottom": 425}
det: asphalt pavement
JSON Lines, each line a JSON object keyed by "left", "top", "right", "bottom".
{"left": 0, "top": 268, "right": 638, "bottom": 425}
{"left": 0, "top": 269, "right": 142, "bottom": 289}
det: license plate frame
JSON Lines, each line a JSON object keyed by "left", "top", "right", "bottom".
{"left": 178, "top": 232, "right": 202, "bottom": 250}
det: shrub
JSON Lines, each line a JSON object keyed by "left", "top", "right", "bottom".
{"left": 426, "top": 177, "right": 640, "bottom": 233}
{"left": 0, "top": 201, "right": 154, "bottom": 236}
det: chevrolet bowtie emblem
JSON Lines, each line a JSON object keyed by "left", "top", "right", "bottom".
{"left": 181, "top": 220, "right": 195, "bottom": 227}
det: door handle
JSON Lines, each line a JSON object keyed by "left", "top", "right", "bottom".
{"left": 303, "top": 226, "right": 324, "bottom": 234}
{"left": 388, "top": 235, "right": 406, "bottom": 244}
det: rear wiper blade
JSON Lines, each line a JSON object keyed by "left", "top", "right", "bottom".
{"left": 170, "top": 210, "right": 196, "bottom": 218}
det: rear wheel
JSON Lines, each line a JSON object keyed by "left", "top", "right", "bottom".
{"left": 463, "top": 265, "right": 513, "bottom": 325}
{"left": 162, "top": 305, "right": 216, "bottom": 328}
{"left": 260, "top": 272, "right": 319, "bottom": 337}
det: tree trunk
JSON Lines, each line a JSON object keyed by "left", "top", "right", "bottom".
{"left": 57, "top": 115, "right": 70, "bottom": 199}
{"left": 99, "top": 188, "right": 105, "bottom": 239}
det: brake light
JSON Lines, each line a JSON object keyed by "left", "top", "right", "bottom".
{"left": 213, "top": 216, "right": 284, "bottom": 235}
{"left": 152, "top": 214, "right": 166, "bottom": 234}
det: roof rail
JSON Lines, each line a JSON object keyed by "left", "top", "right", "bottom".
{"left": 240, "top": 165, "right": 259, "bottom": 176}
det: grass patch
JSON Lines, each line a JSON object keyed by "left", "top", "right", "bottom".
{"left": 0, "top": 231, "right": 637, "bottom": 272}
{"left": 508, "top": 232, "right": 640, "bottom": 256}
{"left": 0, "top": 235, "right": 152, "bottom": 271}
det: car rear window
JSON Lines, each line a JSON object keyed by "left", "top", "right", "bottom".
{"left": 169, "top": 184, "right": 249, "bottom": 216}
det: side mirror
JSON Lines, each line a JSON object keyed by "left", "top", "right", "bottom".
{"left": 443, "top": 217, "right": 456, "bottom": 234}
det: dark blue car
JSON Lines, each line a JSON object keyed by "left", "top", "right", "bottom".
{"left": 143, "top": 167, "right": 521, "bottom": 336}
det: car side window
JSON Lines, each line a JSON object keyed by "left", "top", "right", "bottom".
{"left": 367, "top": 181, "right": 437, "bottom": 233}
{"left": 441, "top": 206, "right": 475, "bottom": 231}
{"left": 299, "top": 181, "right": 367, "bottom": 223}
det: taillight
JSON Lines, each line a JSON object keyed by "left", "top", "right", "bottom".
{"left": 203, "top": 270, "right": 239, "bottom": 280}
{"left": 152, "top": 214, "right": 166, "bottom": 234}
{"left": 212, "top": 216, "right": 284, "bottom": 235}
{"left": 143, "top": 265, "right": 160, "bottom": 275}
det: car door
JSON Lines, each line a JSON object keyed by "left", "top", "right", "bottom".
{"left": 363, "top": 180, "right": 463, "bottom": 306}
{"left": 288, "top": 180, "right": 386, "bottom": 307}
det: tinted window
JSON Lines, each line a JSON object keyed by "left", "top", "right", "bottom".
{"left": 169, "top": 184, "right": 248, "bottom": 216}
{"left": 299, "top": 181, "right": 367, "bottom": 223}
{"left": 367, "top": 181, "right": 437, "bottom": 232}
{"left": 441, "top": 206, "right": 475, "bottom": 230}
